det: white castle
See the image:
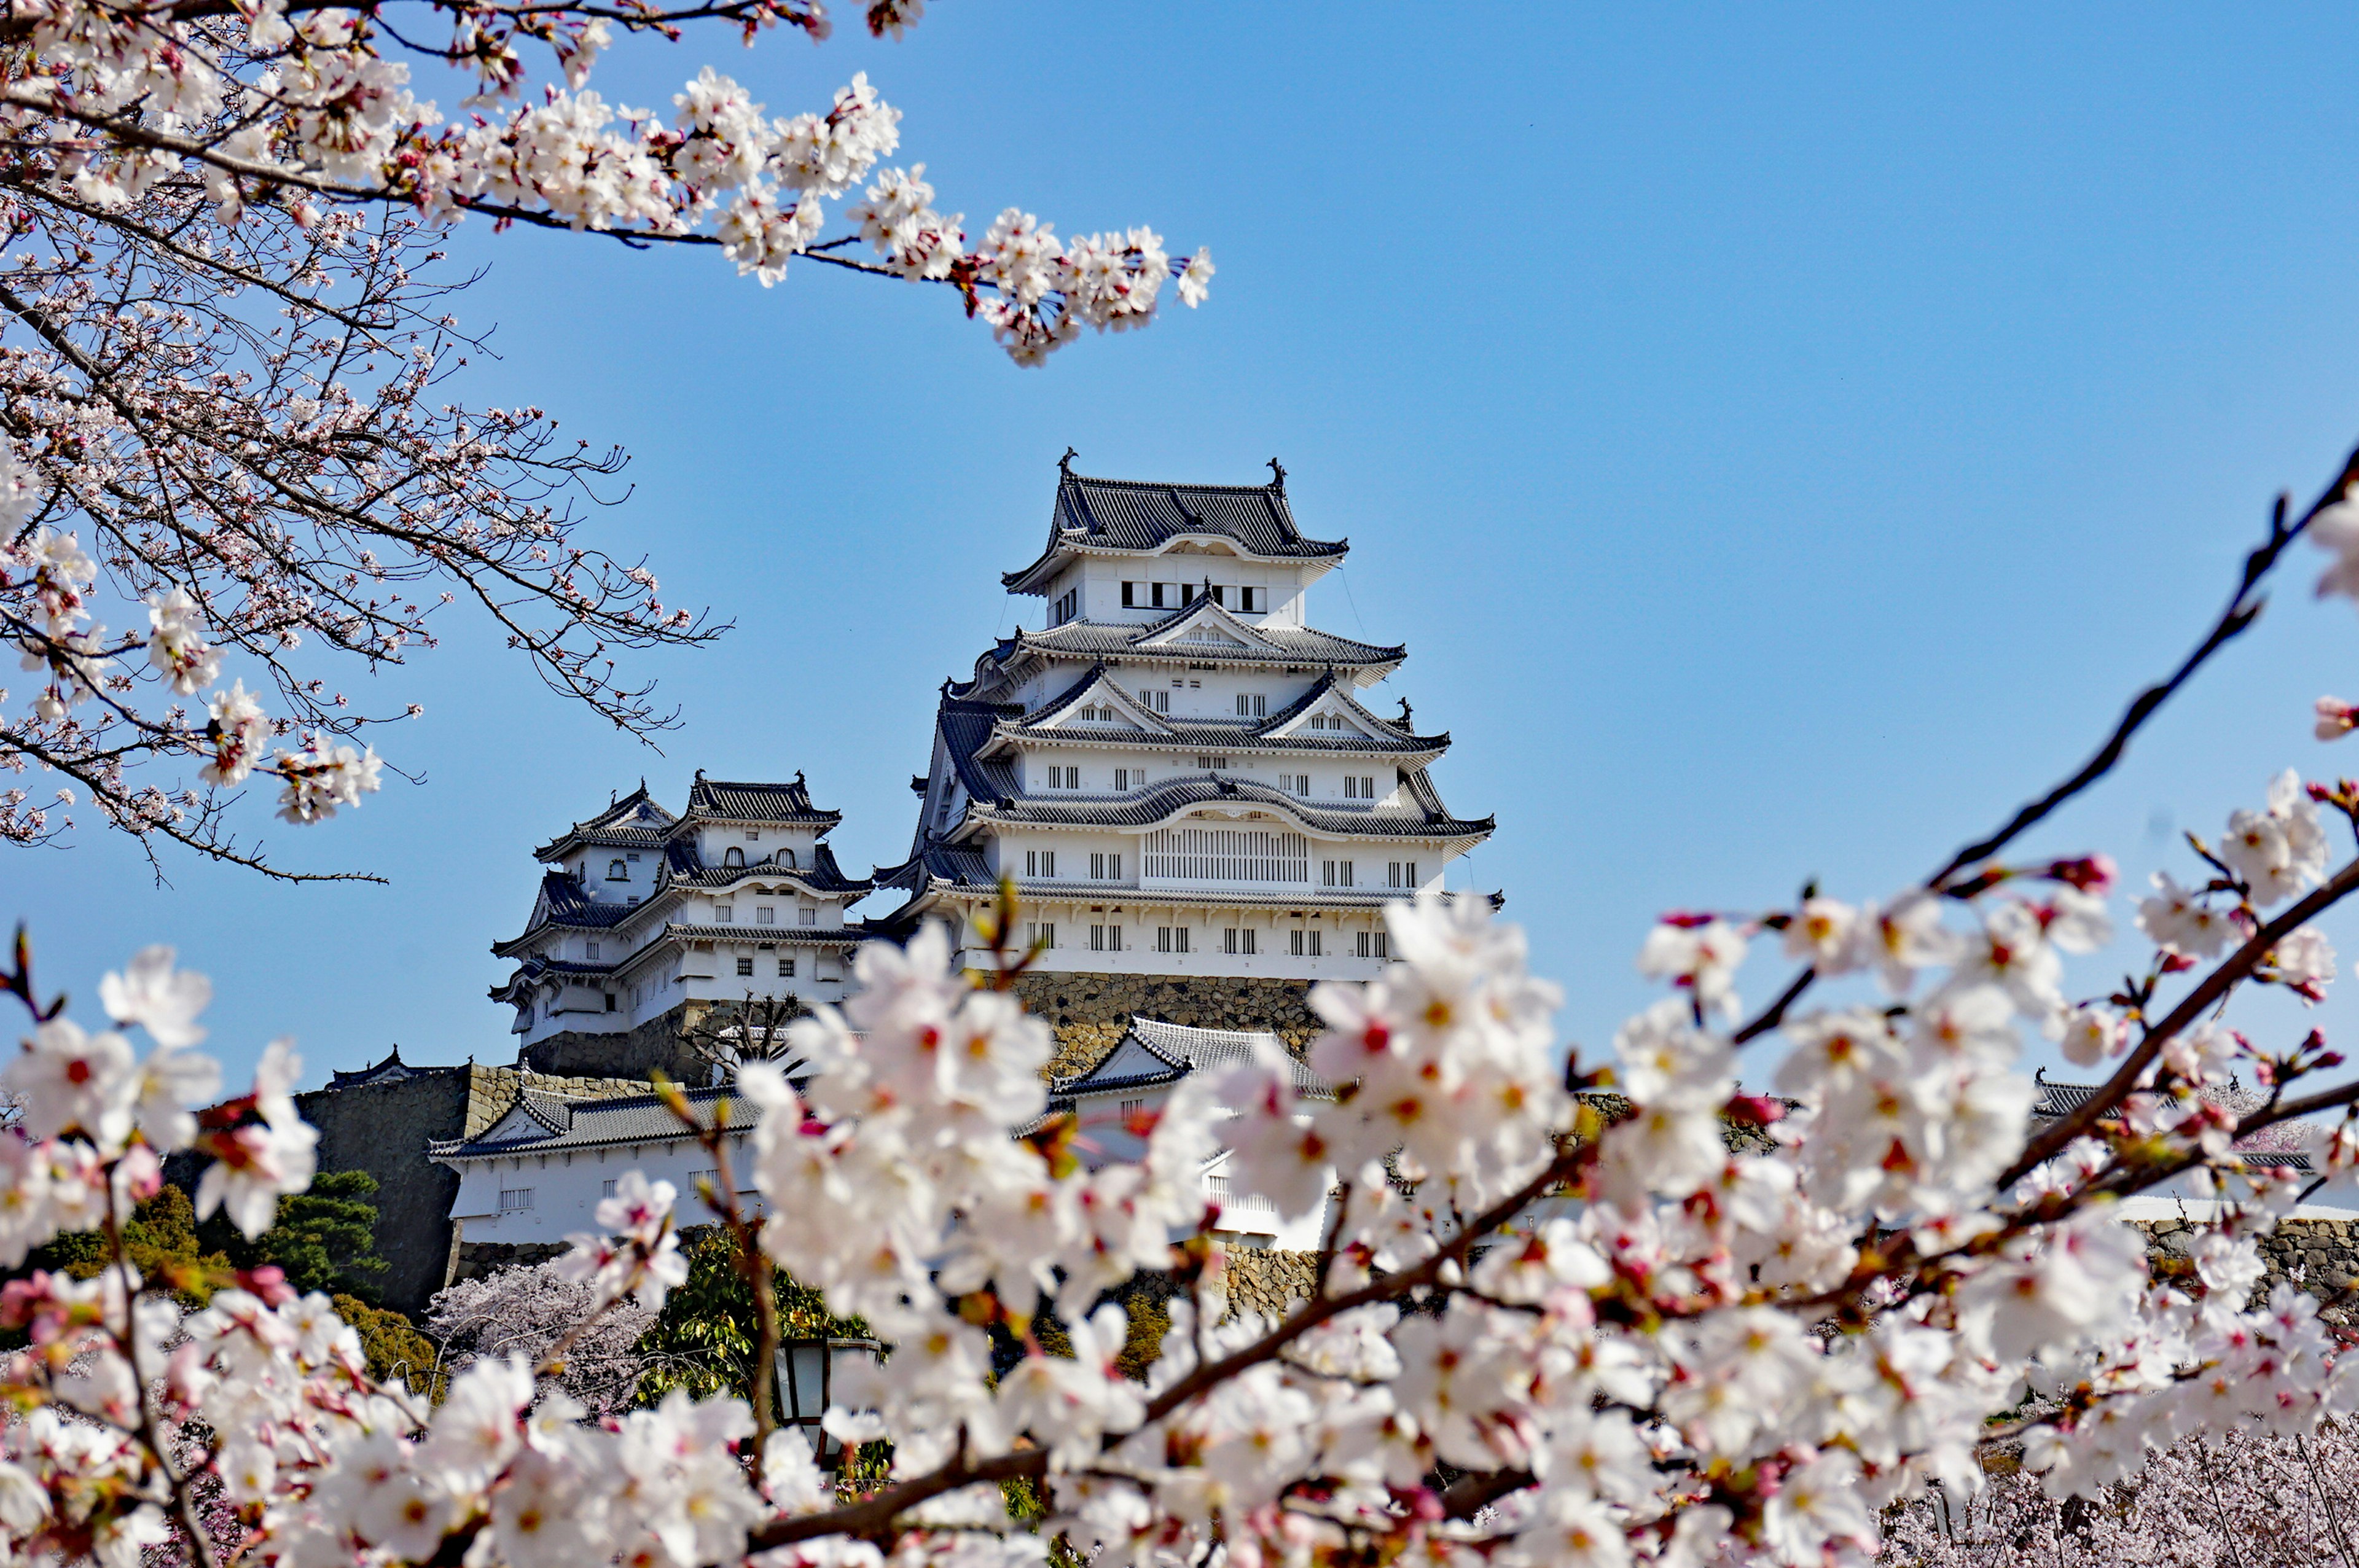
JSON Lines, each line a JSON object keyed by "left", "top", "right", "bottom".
{"left": 870, "top": 458, "right": 1497, "bottom": 977}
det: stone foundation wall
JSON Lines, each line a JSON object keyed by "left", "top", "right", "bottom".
{"left": 2139, "top": 1216, "right": 2359, "bottom": 1324}
{"left": 993, "top": 972, "right": 1321, "bottom": 1078}
{"left": 520, "top": 1004, "right": 698, "bottom": 1080}
{"left": 444, "top": 1236, "right": 570, "bottom": 1291}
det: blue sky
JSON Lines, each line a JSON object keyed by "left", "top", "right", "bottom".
{"left": 18, "top": 2, "right": 2359, "bottom": 1091}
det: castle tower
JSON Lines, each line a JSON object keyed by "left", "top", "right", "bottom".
{"left": 872, "top": 460, "right": 1496, "bottom": 1065}
{"left": 492, "top": 772, "right": 872, "bottom": 1078}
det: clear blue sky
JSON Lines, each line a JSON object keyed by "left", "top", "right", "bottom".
{"left": 17, "top": 2, "right": 2359, "bottom": 1091}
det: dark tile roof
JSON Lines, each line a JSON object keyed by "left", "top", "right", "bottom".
{"left": 1003, "top": 469, "right": 1347, "bottom": 591}
{"left": 1003, "top": 665, "right": 1446, "bottom": 757}
{"left": 431, "top": 1083, "right": 761, "bottom": 1159}
{"left": 686, "top": 772, "right": 840, "bottom": 829}
{"left": 2030, "top": 1071, "right": 2315, "bottom": 1172}
{"left": 874, "top": 841, "right": 997, "bottom": 896}
{"left": 671, "top": 841, "right": 871, "bottom": 895}
{"left": 533, "top": 782, "right": 678, "bottom": 859}
{"left": 972, "top": 772, "right": 1493, "bottom": 839}
{"left": 1005, "top": 616, "right": 1405, "bottom": 672}
{"left": 659, "top": 923, "right": 868, "bottom": 945}
{"left": 1053, "top": 1017, "right": 1331, "bottom": 1099}
{"left": 534, "top": 872, "right": 636, "bottom": 929}
{"left": 324, "top": 1047, "right": 444, "bottom": 1090}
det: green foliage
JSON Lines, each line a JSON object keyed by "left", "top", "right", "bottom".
{"left": 633, "top": 1226, "right": 858, "bottom": 1410}
{"left": 14, "top": 1183, "right": 225, "bottom": 1302}
{"left": 334, "top": 1294, "right": 444, "bottom": 1400}
{"left": 200, "top": 1169, "right": 390, "bottom": 1303}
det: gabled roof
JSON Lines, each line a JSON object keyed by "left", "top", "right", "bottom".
{"left": 668, "top": 841, "right": 872, "bottom": 895}
{"left": 1052, "top": 1016, "right": 1330, "bottom": 1099}
{"left": 1020, "top": 663, "right": 1177, "bottom": 736}
{"left": 533, "top": 782, "right": 678, "bottom": 859}
{"left": 686, "top": 772, "right": 840, "bottom": 831}
{"left": 1003, "top": 467, "right": 1347, "bottom": 594}
{"left": 431, "top": 1083, "right": 768, "bottom": 1160}
{"left": 997, "top": 614, "right": 1405, "bottom": 676}
{"left": 324, "top": 1047, "right": 447, "bottom": 1090}
{"left": 969, "top": 771, "right": 1495, "bottom": 840}
{"left": 2030, "top": 1071, "right": 2315, "bottom": 1172}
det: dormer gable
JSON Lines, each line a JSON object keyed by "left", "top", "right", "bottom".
{"left": 1131, "top": 597, "right": 1283, "bottom": 656}
{"left": 1025, "top": 666, "right": 1175, "bottom": 736}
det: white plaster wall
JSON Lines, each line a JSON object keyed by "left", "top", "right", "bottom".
{"left": 445, "top": 1129, "right": 761, "bottom": 1247}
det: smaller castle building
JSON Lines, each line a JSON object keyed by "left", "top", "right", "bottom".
{"left": 492, "top": 771, "right": 872, "bottom": 1078}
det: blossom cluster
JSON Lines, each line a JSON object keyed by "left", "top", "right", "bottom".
{"left": 10, "top": 757, "right": 2359, "bottom": 1568}
{"left": 1, "top": 0, "right": 1211, "bottom": 365}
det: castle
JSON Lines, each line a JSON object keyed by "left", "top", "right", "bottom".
{"left": 500, "top": 459, "right": 1501, "bottom": 1082}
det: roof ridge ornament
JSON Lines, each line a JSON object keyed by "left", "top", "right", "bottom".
{"left": 1267, "top": 458, "right": 1286, "bottom": 491}
{"left": 1059, "top": 447, "right": 1078, "bottom": 477}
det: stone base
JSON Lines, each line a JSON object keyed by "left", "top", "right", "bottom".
{"left": 445, "top": 1236, "right": 569, "bottom": 1291}
{"left": 991, "top": 972, "right": 1321, "bottom": 1078}
{"left": 522, "top": 1004, "right": 702, "bottom": 1080}
{"left": 2137, "top": 1216, "right": 2359, "bottom": 1323}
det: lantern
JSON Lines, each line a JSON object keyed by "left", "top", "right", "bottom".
{"left": 775, "top": 1336, "right": 879, "bottom": 1467}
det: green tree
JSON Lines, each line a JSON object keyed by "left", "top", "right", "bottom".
{"left": 634, "top": 1226, "right": 857, "bottom": 1409}
{"left": 15, "top": 1183, "right": 226, "bottom": 1302}
{"left": 199, "top": 1169, "right": 391, "bottom": 1303}
{"left": 334, "top": 1294, "right": 444, "bottom": 1400}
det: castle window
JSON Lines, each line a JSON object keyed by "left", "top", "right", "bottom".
{"left": 585, "top": 942, "right": 600, "bottom": 959}
{"left": 799, "top": 906, "right": 816, "bottom": 926}
{"left": 499, "top": 1188, "right": 534, "bottom": 1211}
{"left": 1114, "top": 768, "right": 1132, "bottom": 790}
{"left": 1180, "top": 583, "right": 1197, "bottom": 607}
{"left": 1234, "top": 693, "right": 1266, "bottom": 718}
{"left": 1090, "top": 924, "right": 1122, "bottom": 952}
{"left": 1120, "top": 1098, "right": 1145, "bottom": 1120}
{"left": 1388, "top": 861, "right": 1418, "bottom": 889}
{"left": 1025, "top": 849, "right": 1057, "bottom": 878}
{"left": 1146, "top": 690, "right": 1170, "bottom": 714}
{"left": 1028, "top": 922, "right": 1056, "bottom": 950}
{"left": 1121, "top": 581, "right": 1136, "bottom": 607}
{"left": 716, "top": 904, "right": 735, "bottom": 922}
{"left": 737, "top": 956, "right": 754, "bottom": 977}
{"left": 1157, "top": 926, "right": 1190, "bottom": 954}
{"left": 1195, "top": 755, "right": 1229, "bottom": 770}
{"left": 1290, "top": 774, "right": 1310, "bottom": 795}
{"left": 724, "top": 846, "right": 746, "bottom": 868}
{"left": 605, "top": 993, "right": 617, "bottom": 1011}
{"left": 1321, "top": 860, "right": 1355, "bottom": 889}
{"left": 1052, "top": 587, "right": 1079, "bottom": 625}
{"left": 1152, "top": 582, "right": 1172, "bottom": 608}
{"left": 777, "top": 848, "right": 797, "bottom": 869}
{"left": 1238, "top": 586, "right": 1264, "bottom": 613}
{"left": 746, "top": 829, "right": 760, "bottom": 841}
{"left": 608, "top": 859, "right": 628, "bottom": 881}
{"left": 602, "top": 1179, "right": 618, "bottom": 1198}
{"left": 1223, "top": 928, "right": 1256, "bottom": 956}
{"left": 1358, "top": 931, "right": 1391, "bottom": 960}
{"left": 778, "top": 958, "right": 796, "bottom": 978}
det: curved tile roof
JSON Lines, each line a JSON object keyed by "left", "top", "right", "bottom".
{"left": 686, "top": 772, "right": 841, "bottom": 829}
{"left": 1004, "top": 470, "right": 1347, "bottom": 591}
{"left": 971, "top": 773, "right": 1493, "bottom": 839}
{"left": 1004, "top": 617, "right": 1405, "bottom": 671}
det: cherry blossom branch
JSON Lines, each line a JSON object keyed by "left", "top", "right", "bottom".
{"left": 2002, "top": 856, "right": 2359, "bottom": 1185}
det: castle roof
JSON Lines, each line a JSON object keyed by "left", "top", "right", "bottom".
{"left": 969, "top": 773, "right": 1493, "bottom": 841}
{"left": 429, "top": 1083, "right": 762, "bottom": 1160}
{"left": 992, "top": 607, "right": 1405, "bottom": 677}
{"left": 684, "top": 772, "right": 840, "bottom": 829}
{"left": 323, "top": 1047, "right": 447, "bottom": 1090}
{"left": 2030, "top": 1070, "right": 2315, "bottom": 1172}
{"left": 1052, "top": 1017, "right": 1330, "bottom": 1101}
{"left": 1003, "top": 467, "right": 1347, "bottom": 595}
{"left": 534, "top": 782, "right": 678, "bottom": 859}
{"left": 993, "top": 665, "right": 1448, "bottom": 759}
